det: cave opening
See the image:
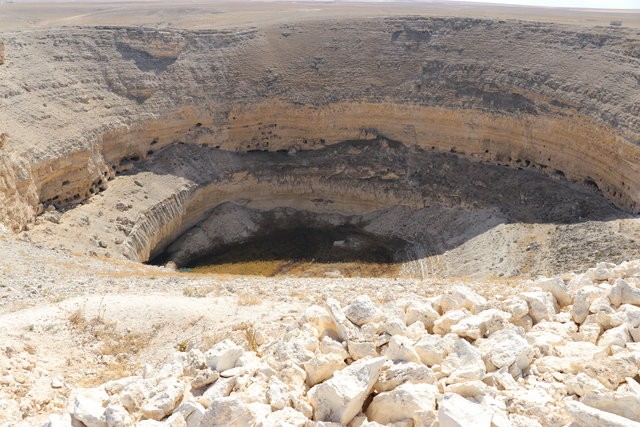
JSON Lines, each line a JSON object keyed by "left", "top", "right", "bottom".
{"left": 152, "top": 225, "right": 409, "bottom": 277}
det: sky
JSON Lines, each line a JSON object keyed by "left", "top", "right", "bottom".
{"left": 447, "top": 0, "right": 640, "bottom": 9}
{"left": 5, "top": 0, "right": 640, "bottom": 9}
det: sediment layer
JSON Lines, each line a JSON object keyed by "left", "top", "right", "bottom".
{"left": 1, "top": 17, "right": 639, "bottom": 275}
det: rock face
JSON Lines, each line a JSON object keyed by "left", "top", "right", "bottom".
{"left": 1, "top": 16, "right": 640, "bottom": 278}
{"left": 46, "top": 259, "right": 640, "bottom": 427}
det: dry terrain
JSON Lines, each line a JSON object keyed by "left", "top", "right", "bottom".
{"left": 1, "top": 1, "right": 640, "bottom": 426}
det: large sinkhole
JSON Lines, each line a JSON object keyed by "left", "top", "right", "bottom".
{"left": 137, "top": 137, "right": 640, "bottom": 278}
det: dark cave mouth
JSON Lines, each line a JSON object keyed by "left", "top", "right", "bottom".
{"left": 152, "top": 225, "right": 410, "bottom": 277}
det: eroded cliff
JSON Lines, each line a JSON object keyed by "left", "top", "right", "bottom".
{"left": 1, "top": 17, "right": 639, "bottom": 276}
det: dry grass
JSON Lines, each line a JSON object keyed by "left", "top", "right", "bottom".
{"left": 183, "top": 285, "right": 216, "bottom": 298}
{"left": 237, "top": 291, "right": 261, "bottom": 306}
{"left": 192, "top": 260, "right": 286, "bottom": 277}
{"left": 191, "top": 260, "right": 401, "bottom": 278}
{"left": 66, "top": 307, "right": 153, "bottom": 386}
{"left": 233, "top": 322, "right": 261, "bottom": 354}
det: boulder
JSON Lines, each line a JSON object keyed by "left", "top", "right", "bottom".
{"left": 104, "top": 404, "right": 132, "bottom": 427}
{"left": 581, "top": 388, "right": 640, "bottom": 422}
{"left": 205, "top": 340, "right": 244, "bottom": 372}
{"left": 476, "top": 328, "right": 533, "bottom": 375}
{"left": 140, "top": 379, "right": 184, "bottom": 421}
{"left": 438, "top": 393, "right": 493, "bottom": 427}
{"left": 175, "top": 399, "right": 206, "bottom": 427}
{"left": 344, "top": 295, "right": 381, "bottom": 326}
{"left": 308, "top": 357, "right": 385, "bottom": 424}
{"left": 366, "top": 383, "right": 438, "bottom": 426}
{"left": 71, "top": 394, "right": 107, "bottom": 427}
{"left": 414, "top": 334, "right": 447, "bottom": 366}
{"left": 519, "top": 291, "right": 557, "bottom": 324}
{"left": 326, "top": 298, "right": 362, "bottom": 342}
{"left": 572, "top": 286, "right": 604, "bottom": 323}
{"left": 565, "top": 400, "right": 640, "bottom": 427}
{"left": 433, "top": 309, "right": 470, "bottom": 335}
{"left": 440, "top": 286, "right": 486, "bottom": 314}
{"left": 405, "top": 300, "right": 440, "bottom": 330}
{"left": 303, "top": 305, "right": 337, "bottom": 338}
{"left": 450, "top": 309, "right": 511, "bottom": 340}
{"left": 439, "top": 339, "right": 486, "bottom": 384}
{"left": 303, "top": 353, "right": 346, "bottom": 386}
{"left": 445, "top": 380, "right": 488, "bottom": 398}
{"left": 262, "top": 407, "right": 309, "bottom": 426}
{"left": 608, "top": 279, "right": 640, "bottom": 307}
{"left": 200, "top": 396, "right": 257, "bottom": 427}
{"left": 384, "top": 335, "right": 421, "bottom": 363}
{"left": 375, "top": 362, "right": 437, "bottom": 392}
{"left": 534, "top": 277, "right": 572, "bottom": 307}
{"left": 597, "top": 324, "right": 631, "bottom": 349}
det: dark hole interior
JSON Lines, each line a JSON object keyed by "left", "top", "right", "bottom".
{"left": 188, "top": 226, "right": 403, "bottom": 266}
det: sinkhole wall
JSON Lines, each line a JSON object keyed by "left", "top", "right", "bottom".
{"left": 0, "top": 17, "right": 639, "bottom": 240}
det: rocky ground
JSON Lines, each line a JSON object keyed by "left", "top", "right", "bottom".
{"left": 3, "top": 228, "right": 640, "bottom": 426}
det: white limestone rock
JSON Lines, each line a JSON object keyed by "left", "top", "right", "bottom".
{"left": 71, "top": 394, "right": 107, "bottom": 427}
{"left": 450, "top": 309, "right": 511, "bottom": 340}
{"left": 572, "top": 286, "right": 605, "bottom": 323}
{"left": 519, "top": 291, "right": 557, "bottom": 324}
{"left": 440, "top": 286, "right": 486, "bottom": 314}
{"left": 476, "top": 328, "right": 533, "bottom": 375}
{"left": 204, "top": 340, "right": 244, "bottom": 372}
{"left": 44, "top": 413, "right": 73, "bottom": 427}
{"left": 405, "top": 300, "right": 440, "bottom": 330}
{"left": 175, "top": 399, "right": 205, "bottom": 427}
{"left": 586, "top": 262, "right": 617, "bottom": 282}
{"left": 140, "top": 379, "right": 184, "bottom": 421}
{"left": 303, "top": 305, "right": 337, "bottom": 338}
{"left": 366, "top": 383, "right": 438, "bottom": 427}
{"left": 375, "top": 362, "right": 437, "bottom": 392}
{"left": 304, "top": 353, "right": 346, "bottom": 386}
{"left": 438, "top": 393, "right": 493, "bottom": 427}
{"left": 262, "top": 407, "right": 309, "bottom": 427}
{"left": 580, "top": 388, "right": 640, "bottom": 422}
{"left": 326, "top": 298, "right": 362, "bottom": 343}
{"left": 597, "top": 324, "right": 631, "bottom": 349}
{"left": 201, "top": 377, "right": 236, "bottom": 404}
{"left": 609, "top": 278, "right": 640, "bottom": 307}
{"left": 494, "top": 296, "right": 530, "bottom": 322}
{"left": 347, "top": 340, "right": 378, "bottom": 360}
{"left": 199, "top": 396, "right": 257, "bottom": 427}
{"left": 344, "top": 295, "right": 381, "bottom": 326}
{"left": 267, "top": 376, "right": 291, "bottom": 410}
{"left": 433, "top": 309, "right": 470, "bottom": 335}
{"left": 581, "top": 350, "right": 639, "bottom": 390}
{"left": 565, "top": 400, "right": 640, "bottom": 427}
{"left": 308, "top": 357, "right": 385, "bottom": 424}
{"left": 384, "top": 335, "right": 421, "bottom": 363}
{"left": 319, "top": 336, "right": 349, "bottom": 360}
{"left": 444, "top": 380, "right": 488, "bottom": 398}
{"left": 534, "top": 277, "right": 572, "bottom": 307}
{"left": 190, "top": 368, "right": 219, "bottom": 390}
{"left": 414, "top": 334, "right": 448, "bottom": 366}
{"left": 564, "top": 373, "right": 606, "bottom": 397}
{"left": 104, "top": 404, "right": 132, "bottom": 427}
{"left": 119, "top": 379, "right": 153, "bottom": 413}
{"left": 439, "top": 339, "right": 486, "bottom": 384}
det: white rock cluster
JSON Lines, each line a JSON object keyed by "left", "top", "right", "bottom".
{"left": 46, "top": 260, "right": 640, "bottom": 427}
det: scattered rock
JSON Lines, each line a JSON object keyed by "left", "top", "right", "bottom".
{"left": 308, "top": 357, "right": 385, "bottom": 424}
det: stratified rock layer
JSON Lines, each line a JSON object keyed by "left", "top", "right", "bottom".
{"left": 1, "top": 17, "right": 639, "bottom": 275}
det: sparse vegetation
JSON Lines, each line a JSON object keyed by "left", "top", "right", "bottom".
{"left": 237, "top": 291, "right": 261, "bottom": 306}
{"left": 66, "top": 306, "right": 153, "bottom": 386}
{"left": 183, "top": 285, "right": 215, "bottom": 297}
